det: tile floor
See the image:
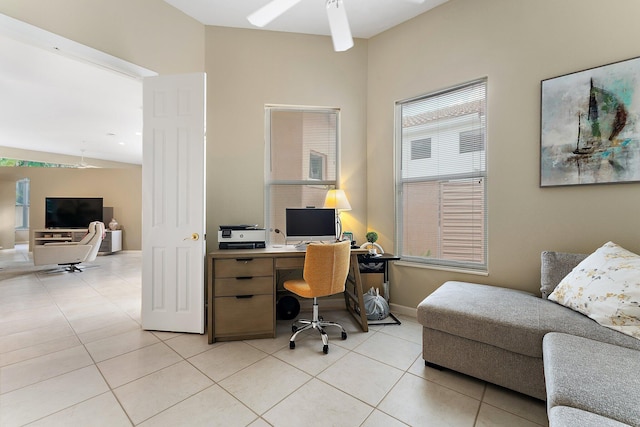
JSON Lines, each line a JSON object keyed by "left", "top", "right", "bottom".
{"left": 0, "top": 246, "right": 549, "bottom": 426}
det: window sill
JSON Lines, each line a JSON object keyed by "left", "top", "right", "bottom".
{"left": 394, "top": 260, "right": 489, "bottom": 277}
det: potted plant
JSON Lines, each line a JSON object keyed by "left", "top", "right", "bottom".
{"left": 360, "top": 231, "right": 384, "bottom": 255}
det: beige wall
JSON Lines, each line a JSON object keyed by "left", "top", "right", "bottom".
{"left": 5, "top": 0, "right": 640, "bottom": 311}
{"left": 0, "top": 180, "right": 15, "bottom": 249}
{"left": 368, "top": 0, "right": 640, "bottom": 308}
{"left": 204, "top": 27, "right": 369, "bottom": 251}
{"left": 0, "top": 0, "right": 205, "bottom": 74}
{"left": 0, "top": 0, "right": 204, "bottom": 252}
{"left": 0, "top": 167, "right": 142, "bottom": 250}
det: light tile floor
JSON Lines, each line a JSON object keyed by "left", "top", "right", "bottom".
{"left": 0, "top": 246, "right": 549, "bottom": 426}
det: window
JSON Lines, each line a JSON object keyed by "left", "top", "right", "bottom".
{"left": 15, "top": 178, "right": 30, "bottom": 230}
{"left": 411, "top": 138, "right": 432, "bottom": 160}
{"left": 459, "top": 129, "right": 485, "bottom": 154}
{"left": 396, "top": 79, "right": 487, "bottom": 271}
{"left": 265, "top": 106, "right": 339, "bottom": 242}
{"left": 309, "top": 151, "right": 326, "bottom": 180}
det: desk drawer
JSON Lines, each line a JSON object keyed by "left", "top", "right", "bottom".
{"left": 215, "top": 258, "right": 273, "bottom": 278}
{"left": 275, "top": 257, "right": 305, "bottom": 270}
{"left": 214, "top": 294, "right": 274, "bottom": 337}
{"left": 215, "top": 276, "right": 272, "bottom": 297}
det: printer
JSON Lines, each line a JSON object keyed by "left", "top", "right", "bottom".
{"left": 217, "top": 225, "right": 266, "bottom": 249}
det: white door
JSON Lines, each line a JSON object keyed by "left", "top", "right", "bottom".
{"left": 141, "top": 73, "right": 206, "bottom": 333}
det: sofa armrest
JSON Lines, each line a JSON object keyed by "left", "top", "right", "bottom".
{"left": 540, "top": 251, "right": 588, "bottom": 298}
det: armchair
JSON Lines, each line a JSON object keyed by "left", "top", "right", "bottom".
{"left": 33, "top": 221, "right": 105, "bottom": 272}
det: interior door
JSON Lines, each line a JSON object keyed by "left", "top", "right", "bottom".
{"left": 141, "top": 73, "right": 206, "bottom": 333}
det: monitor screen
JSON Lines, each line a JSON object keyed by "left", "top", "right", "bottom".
{"left": 285, "top": 208, "right": 337, "bottom": 243}
{"left": 45, "top": 197, "right": 104, "bottom": 229}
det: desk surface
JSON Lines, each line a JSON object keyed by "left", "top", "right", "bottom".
{"left": 209, "top": 245, "right": 368, "bottom": 258}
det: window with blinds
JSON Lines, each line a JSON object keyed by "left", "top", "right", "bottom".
{"left": 395, "top": 79, "right": 487, "bottom": 271}
{"left": 265, "top": 106, "right": 339, "bottom": 243}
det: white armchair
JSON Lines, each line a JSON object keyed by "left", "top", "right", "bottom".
{"left": 33, "top": 221, "right": 105, "bottom": 272}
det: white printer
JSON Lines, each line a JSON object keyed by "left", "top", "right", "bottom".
{"left": 217, "top": 225, "right": 266, "bottom": 249}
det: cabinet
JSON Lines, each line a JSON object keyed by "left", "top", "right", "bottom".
{"left": 33, "top": 229, "right": 122, "bottom": 254}
{"left": 33, "top": 229, "right": 90, "bottom": 245}
{"left": 100, "top": 230, "right": 122, "bottom": 254}
{"left": 211, "top": 257, "right": 275, "bottom": 342}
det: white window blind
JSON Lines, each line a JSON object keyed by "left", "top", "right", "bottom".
{"left": 265, "top": 106, "right": 339, "bottom": 243}
{"left": 396, "top": 79, "right": 487, "bottom": 270}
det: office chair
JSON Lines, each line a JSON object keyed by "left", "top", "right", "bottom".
{"left": 33, "top": 221, "right": 105, "bottom": 272}
{"left": 284, "top": 240, "right": 351, "bottom": 354}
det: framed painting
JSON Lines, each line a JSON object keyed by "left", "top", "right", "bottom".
{"left": 541, "top": 56, "right": 640, "bottom": 187}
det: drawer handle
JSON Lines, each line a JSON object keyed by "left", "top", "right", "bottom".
{"left": 236, "top": 258, "right": 254, "bottom": 263}
{"left": 236, "top": 276, "right": 253, "bottom": 280}
{"left": 236, "top": 295, "right": 254, "bottom": 299}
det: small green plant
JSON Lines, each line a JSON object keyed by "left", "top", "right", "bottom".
{"left": 365, "top": 231, "right": 378, "bottom": 243}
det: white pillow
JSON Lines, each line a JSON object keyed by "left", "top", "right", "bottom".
{"left": 549, "top": 241, "right": 640, "bottom": 340}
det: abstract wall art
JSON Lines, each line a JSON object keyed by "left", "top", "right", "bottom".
{"left": 541, "top": 56, "right": 640, "bottom": 187}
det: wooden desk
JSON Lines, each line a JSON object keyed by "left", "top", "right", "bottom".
{"left": 207, "top": 246, "right": 368, "bottom": 344}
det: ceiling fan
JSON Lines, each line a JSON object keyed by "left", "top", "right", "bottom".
{"left": 75, "top": 149, "right": 98, "bottom": 168}
{"left": 247, "top": 0, "right": 426, "bottom": 52}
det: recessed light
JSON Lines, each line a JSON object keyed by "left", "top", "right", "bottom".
{"left": 119, "top": 141, "right": 125, "bottom": 146}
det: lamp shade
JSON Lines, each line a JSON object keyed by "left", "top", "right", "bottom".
{"left": 324, "top": 189, "right": 351, "bottom": 211}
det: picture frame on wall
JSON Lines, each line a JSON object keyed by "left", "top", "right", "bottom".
{"left": 540, "top": 56, "right": 640, "bottom": 187}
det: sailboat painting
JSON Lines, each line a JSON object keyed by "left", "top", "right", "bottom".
{"left": 541, "top": 56, "right": 640, "bottom": 186}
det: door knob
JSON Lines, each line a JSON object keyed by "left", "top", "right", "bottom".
{"left": 184, "top": 233, "right": 199, "bottom": 241}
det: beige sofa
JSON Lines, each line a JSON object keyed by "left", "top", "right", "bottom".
{"left": 417, "top": 251, "right": 640, "bottom": 426}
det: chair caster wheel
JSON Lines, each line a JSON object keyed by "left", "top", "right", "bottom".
{"left": 292, "top": 325, "right": 298, "bottom": 333}
{"left": 289, "top": 341, "right": 295, "bottom": 349}
{"left": 323, "top": 344, "right": 329, "bottom": 354}
{"left": 341, "top": 331, "right": 347, "bottom": 340}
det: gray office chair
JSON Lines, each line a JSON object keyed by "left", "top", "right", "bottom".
{"left": 283, "top": 240, "right": 351, "bottom": 354}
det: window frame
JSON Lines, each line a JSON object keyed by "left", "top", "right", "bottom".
{"left": 264, "top": 105, "right": 340, "bottom": 244}
{"left": 394, "top": 79, "right": 488, "bottom": 272}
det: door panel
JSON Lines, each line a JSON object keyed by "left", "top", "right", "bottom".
{"left": 142, "top": 73, "right": 206, "bottom": 333}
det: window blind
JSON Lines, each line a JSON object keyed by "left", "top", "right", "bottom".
{"left": 396, "top": 79, "right": 487, "bottom": 270}
{"left": 265, "top": 107, "right": 339, "bottom": 243}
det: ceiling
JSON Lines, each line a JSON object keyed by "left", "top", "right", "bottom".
{"left": 0, "top": 1, "right": 447, "bottom": 166}
{"left": 0, "top": 14, "right": 152, "bottom": 166}
{"left": 165, "top": 0, "right": 449, "bottom": 39}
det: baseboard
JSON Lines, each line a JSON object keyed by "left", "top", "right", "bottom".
{"left": 293, "top": 296, "right": 417, "bottom": 320}
{"left": 390, "top": 303, "right": 417, "bottom": 319}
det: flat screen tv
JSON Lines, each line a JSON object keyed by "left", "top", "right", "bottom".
{"left": 45, "top": 197, "right": 104, "bottom": 229}
{"left": 285, "top": 208, "right": 337, "bottom": 243}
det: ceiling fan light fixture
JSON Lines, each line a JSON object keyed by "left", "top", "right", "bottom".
{"left": 248, "top": 0, "right": 303, "bottom": 27}
{"left": 326, "top": 0, "right": 353, "bottom": 52}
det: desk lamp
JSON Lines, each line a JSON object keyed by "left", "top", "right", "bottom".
{"left": 323, "top": 189, "right": 351, "bottom": 240}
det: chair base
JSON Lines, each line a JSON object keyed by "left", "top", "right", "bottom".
{"left": 45, "top": 263, "right": 97, "bottom": 274}
{"left": 289, "top": 297, "right": 347, "bottom": 354}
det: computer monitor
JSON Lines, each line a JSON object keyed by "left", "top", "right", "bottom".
{"left": 285, "top": 208, "right": 337, "bottom": 243}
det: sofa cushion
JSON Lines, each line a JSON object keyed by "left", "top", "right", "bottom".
{"left": 549, "top": 242, "right": 640, "bottom": 340}
{"left": 417, "top": 281, "right": 640, "bottom": 358}
{"left": 540, "top": 251, "right": 587, "bottom": 299}
{"left": 548, "top": 406, "right": 631, "bottom": 427}
{"left": 543, "top": 333, "right": 640, "bottom": 426}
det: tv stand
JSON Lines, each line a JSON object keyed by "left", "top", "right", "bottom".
{"left": 33, "top": 228, "right": 122, "bottom": 254}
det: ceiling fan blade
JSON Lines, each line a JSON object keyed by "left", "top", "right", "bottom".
{"left": 248, "top": 0, "right": 303, "bottom": 27}
{"left": 326, "top": 0, "right": 353, "bottom": 52}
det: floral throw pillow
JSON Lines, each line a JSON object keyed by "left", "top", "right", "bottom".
{"left": 549, "top": 241, "right": 640, "bottom": 340}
